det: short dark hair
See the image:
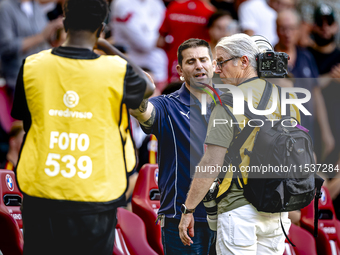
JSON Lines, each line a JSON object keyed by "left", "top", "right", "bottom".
{"left": 207, "top": 10, "right": 232, "bottom": 28}
{"left": 63, "top": 0, "right": 109, "bottom": 33}
{"left": 177, "top": 39, "right": 213, "bottom": 66}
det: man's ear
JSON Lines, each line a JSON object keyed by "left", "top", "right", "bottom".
{"left": 176, "top": 64, "right": 183, "bottom": 77}
{"left": 240, "top": 56, "right": 249, "bottom": 70}
{"left": 63, "top": 18, "right": 68, "bottom": 33}
{"left": 96, "top": 23, "right": 105, "bottom": 38}
{"left": 212, "top": 59, "right": 217, "bottom": 72}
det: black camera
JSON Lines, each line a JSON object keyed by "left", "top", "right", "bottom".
{"left": 203, "top": 178, "right": 221, "bottom": 231}
{"left": 256, "top": 50, "right": 289, "bottom": 78}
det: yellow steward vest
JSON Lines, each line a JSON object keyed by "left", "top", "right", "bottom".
{"left": 216, "top": 79, "right": 301, "bottom": 202}
{"left": 17, "top": 49, "right": 134, "bottom": 203}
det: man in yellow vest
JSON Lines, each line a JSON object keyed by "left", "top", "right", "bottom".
{"left": 178, "top": 34, "right": 300, "bottom": 254}
{"left": 11, "top": 0, "right": 154, "bottom": 254}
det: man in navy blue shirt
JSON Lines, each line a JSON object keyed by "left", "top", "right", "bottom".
{"left": 130, "top": 39, "right": 219, "bottom": 255}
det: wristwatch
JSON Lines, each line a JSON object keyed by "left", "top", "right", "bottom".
{"left": 181, "top": 204, "right": 195, "bottom": 214}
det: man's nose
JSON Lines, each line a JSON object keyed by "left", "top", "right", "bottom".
{"left": 195, "top": 61, "right": 203, "bottom": 69}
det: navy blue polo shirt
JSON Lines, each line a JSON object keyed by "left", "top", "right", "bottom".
{"left": 142, "top": 84, "right": 221, "bottom": 222}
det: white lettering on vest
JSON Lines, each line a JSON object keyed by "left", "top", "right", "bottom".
{"left": 49, "top": 132, "right": 90, "bottom": 151}
{"left": 78, "top": 134, "right": 90, "bottom": 151}
{"left": 50, "top": 131, "right": 59, "bottom": 149}
{"left": 69, "top": 133, "right": 79, "bottom": 151}
{"left": 46, "top": 132, "right": 92, "bottom": 179}
{"left": 58, "top": 132, "right": 69, "bottom": 150}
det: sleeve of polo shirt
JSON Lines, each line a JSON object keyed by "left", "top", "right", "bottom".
{"left": 205, "top": 104, "right": 234, "bottom": 149}
{"left": 11, "top": 61, "right": 31, "bottom": 133}
{"left": 124, "top": 64, "right": 147, "bottom": 109}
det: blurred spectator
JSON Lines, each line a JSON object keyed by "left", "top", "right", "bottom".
{"left": 44, "top": 0, "right": 65, "bottom": 21}
{"left": 298, "top": 1, "right": 340, "bottom": 47}
{"left": 275, "top": 9, "right": 335, "bottom": 156}
{"left": 157, "top": 0, "right": 215, "bottom": 83}
{"left": 163, "top": 0, "right": 172, "bottom": 7}
{"left": 210, "top": 0, "right": 238, "bottom": 20}
{"left": 207, "top": 10, "right": 238, "bottom": 59}
{"left": 238, "top": 0, "right": 278, "bottom": 46}
{"left": 110, "top": 0, "right": 168, "bottom": 90}
{"left": 44, "top": 0, "right": 67, "bottom": 47}
{"left": 0, "top": 0, "right": 63, "bottom": 92}
{"left": 269, "top": 0, "right": 295, "bottom": 13}
{"left": 38, "top": 0, "right": 59, "bottom": 14}
{"left": 308, "top": 4, "right": 340, "bottom": 166}
{"left": 0, "top": 121, "right": 24, "bottom": 170}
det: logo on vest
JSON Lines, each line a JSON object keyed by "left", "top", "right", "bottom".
{"left": 49, "top": 91, "right": 93, "bottom": 119}
{"left": 63, "top": 91, "right": 79, "bottom": 108}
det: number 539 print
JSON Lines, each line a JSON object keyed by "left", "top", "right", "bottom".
{"left": 45, "top": 153, "right": 92, "bottom": 179}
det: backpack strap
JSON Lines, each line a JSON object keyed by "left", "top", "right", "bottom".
{"left": 222, "top": 81, "right": 274, "bottom": 123}
{"left": 280, "top": 214, "right": 295, "bottom": 247}
{"left": 314, "top": 175, "right": 325, "bottom": 237}
{"left": 257, "top": 80, "right": 273, "bottom": 110}
{"left": 277, "top": 85, "right": 290, "bottom": 117}
{"left": 220, "top": 80, "right": 272, "bottom": 151}
{"left": 220, "top": 80, "right": 273, "bottom": 181}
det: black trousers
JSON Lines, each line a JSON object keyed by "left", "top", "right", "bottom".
{"left": 22, "top": 207, "right": 117, "bottom": 255}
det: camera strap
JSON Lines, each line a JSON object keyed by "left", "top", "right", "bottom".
{"left": 220, "top": 80, "right": 272, "bottom": 187}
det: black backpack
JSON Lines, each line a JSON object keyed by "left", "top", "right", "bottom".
{"left": 219, "top": 81, "right": 324, "bottom": 240}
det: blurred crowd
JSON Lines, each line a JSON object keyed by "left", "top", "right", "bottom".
{"left": 1, "top": 0, "right": 340, "bottom": 216}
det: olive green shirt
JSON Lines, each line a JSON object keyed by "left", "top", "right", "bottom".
{"left": 205, "top": 104, "right": 249, "bottom": 214}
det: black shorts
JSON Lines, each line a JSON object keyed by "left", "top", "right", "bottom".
{"left": 22, "top": 206, "right": 117, "bottom": 255}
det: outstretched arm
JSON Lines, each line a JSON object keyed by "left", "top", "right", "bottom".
{"left": 96, "top": 38, "right": 155, "bottom": 99}
{"left": 129, "top": 98, "right": 156, "bottom": 128}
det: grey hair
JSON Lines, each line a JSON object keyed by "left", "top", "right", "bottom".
{"left": 216, "top": 33, "right": 260, "bottom": 71}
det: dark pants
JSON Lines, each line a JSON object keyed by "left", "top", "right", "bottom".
{"left": 22, "top": 207, "right": 117, "bottom": 255}
{"left": 161, "top": 218, "right": 216, "bottom": 255}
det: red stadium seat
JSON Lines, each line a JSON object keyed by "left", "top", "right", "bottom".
{"left": 284, "top": 242, "right": 297, "bottom": 255}
{"left": 0, "top": 169, "right": 24, "bottom": 254}
{"left": 286, "top": 223, "right": 317, "bottom": 255}
{"left": 301, "top": 186, "right": 340, "bottom": 255}
{"left": 131, "top": 164, "right": 163, "bottom": 255}
{"left": 113, "top": 207, "right": 157, "bottom": 255}
{"left": 0, "top": 205, "right": 23, "bottom": 255}
{"left": 113, "top": 228, "right": 130, "bottom": 255}
{"left": 0, "top": 169, "right": 23, "bottom": 229}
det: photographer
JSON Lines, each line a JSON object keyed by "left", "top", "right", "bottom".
{"left": 178, "top": 33, "right": 300, "bottom": 254}
{"left": 11, "top": 0, "right": 154, "bottom": 254}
